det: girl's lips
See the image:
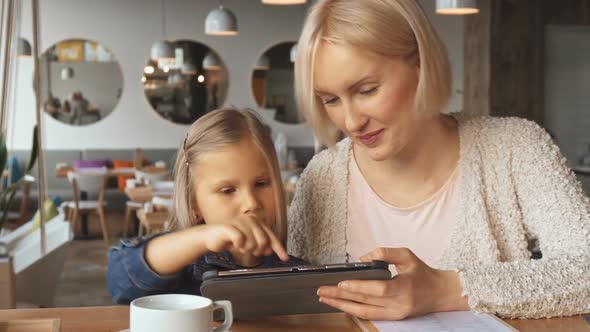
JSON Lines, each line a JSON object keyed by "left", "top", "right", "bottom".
{"left": 358, "top": 129, "right": 384, "bottom": 146}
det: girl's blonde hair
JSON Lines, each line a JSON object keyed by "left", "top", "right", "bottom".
{"left": 169, "top": 108, "right": 288, "bottom": 244}
{"left": 295, "top": 0, "right": 452, "bottom": 146}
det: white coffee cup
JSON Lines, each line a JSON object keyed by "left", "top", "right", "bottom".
{"left": 130, "top": 294, "right": 232, "bottom": 332}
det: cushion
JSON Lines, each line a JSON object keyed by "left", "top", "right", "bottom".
{"left": 73, "top": 159, "right": 108, "bottom": 169}
{"left": 3, "top": 156, "right": 22, "bottom": 188}
{"left": 31, "top": 198, "right": 59, "bottom": 232}
{"left": 113, "top": 160, "right": 134, "bottom": 190}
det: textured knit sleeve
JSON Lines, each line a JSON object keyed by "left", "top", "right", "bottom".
{"left": 287, "top": 142, "right": 351, "bottom": 265}
{"left": 458, "top": 119, "right": 590, "bottom": 318}
{"left": 287, "top": 159, "right": 316, "bottom": 261}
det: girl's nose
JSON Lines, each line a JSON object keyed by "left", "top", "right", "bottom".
{"left": 242, "top": 190, "right": 262, "bottom": 214}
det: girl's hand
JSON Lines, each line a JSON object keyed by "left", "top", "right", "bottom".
{"left": 317, "top": 248, "right": 469, "bottom": 320}
{"left": 203, "top": 215, "right": 289, "bottom": 261}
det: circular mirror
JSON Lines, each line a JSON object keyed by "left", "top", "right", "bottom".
{"left": 251, "top": 41, "right": 301, "bottom": 124}
{"left": 40, "top": 39, "right": 123, "bottom": 126}
{"left": 143, "top": 40, "right": 229, "bottom": 125}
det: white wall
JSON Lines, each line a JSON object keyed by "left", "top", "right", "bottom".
{"left": 420, "top": 0, "right": 464, "bottom": 113}
{"left": 42, "top": 61, "right": 123, "bottom": 121}
{"left": 9, "top": 0, "right": 463, "bottom": 150}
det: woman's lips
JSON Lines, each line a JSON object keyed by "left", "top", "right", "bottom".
{"left": 357, "top": 129, "right": 384, "bottom": 146}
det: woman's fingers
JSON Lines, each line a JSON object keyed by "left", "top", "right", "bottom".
{"left": 319, "top": 297, "right": 407, "bottom": 321}
{"left": 317, "top": 285, "right": 390, "bottom": 307}
{"left": 336, "top": 279, "right": 398, "bottom": 297}
{"left": 360, "top": 247, "right": 417, "bottom": 272}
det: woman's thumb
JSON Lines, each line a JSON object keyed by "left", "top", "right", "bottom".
{"left": 360, "top": 247, "right": 416, "bottom": 266}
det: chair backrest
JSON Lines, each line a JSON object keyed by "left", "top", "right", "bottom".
{"left": 67, "top": 168, "right": 107, "bottom": 193}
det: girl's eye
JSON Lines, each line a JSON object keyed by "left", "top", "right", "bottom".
{"left": 219, "top": 187, "right": 236, "bottom": 194}
{"left": 323, "top": 96, "right": 339, "bottom": 105}
{"left": 255, "top": 179, "right": 271, "bottom": 188}
{"left": 360, "top": 87, "right": 378, "bottom": 95}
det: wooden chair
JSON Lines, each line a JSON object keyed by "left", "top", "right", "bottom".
{"left": 123, "top": 200, "right": 143, "bottom": 237}
{"left": 64, "top": 169, "right": 109, "bottom": 247}
{"left": 123, "top": 186, "right": 152, "bottom": 237}
{"left": 123, "top": 181, "right": 174, "bottom": 237}
{"left": 136, "top": 209, "right": 169, "bottom": 236}
{"left": 0, "top": 257, "right": 16, "bottom": 309}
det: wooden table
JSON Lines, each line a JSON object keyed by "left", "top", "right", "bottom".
{"left": 136, "top": 209, "right": 169, "bottom": 235}
{"left": 56, "top": 167, "right": 133, "bottom": 178}
{"left": 0, "top": 306, "right": 588, "bottom": 332}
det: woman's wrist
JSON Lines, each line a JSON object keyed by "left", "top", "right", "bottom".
{"left": 433, "top": 270, "right": 470, "bottom": 312}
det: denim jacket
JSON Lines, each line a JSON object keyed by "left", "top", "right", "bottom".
{"left": 107, "top": 233, "right": 307, "bottom": 304}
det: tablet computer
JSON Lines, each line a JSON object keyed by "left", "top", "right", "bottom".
{"left": 200, "top": 260, "right": 391, "bottom": 318}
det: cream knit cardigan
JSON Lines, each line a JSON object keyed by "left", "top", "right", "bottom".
{"left": 287, "top": 115, "right": 590, "bottom": 319}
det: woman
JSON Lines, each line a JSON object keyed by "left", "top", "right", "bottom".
{"left": 288, "top": 0, "right": 590, "bottom": 321}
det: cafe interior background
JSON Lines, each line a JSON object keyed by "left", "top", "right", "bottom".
{"left": 0, "top": 0, "right": 588, "bottom": 309}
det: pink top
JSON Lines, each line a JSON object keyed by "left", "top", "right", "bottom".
{"left": 346, "top": 155, "right": 460, "bottom": 268}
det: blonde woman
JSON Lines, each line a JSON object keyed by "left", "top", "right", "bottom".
{"left": 289, "top": 0, "right": 590, "bottom": 320}
{"left": 108, "top": 109, "right": 305, "bottom": 304}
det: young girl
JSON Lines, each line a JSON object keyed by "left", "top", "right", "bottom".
{"left": 107, "top": 108, "right": 305, "bottom": 304}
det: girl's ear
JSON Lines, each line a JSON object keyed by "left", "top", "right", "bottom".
{"left": 405, "top": 51, "right": 420, "bottom": 68}
{"left": 193, "top": 207, "right": 203, "bottom": 223}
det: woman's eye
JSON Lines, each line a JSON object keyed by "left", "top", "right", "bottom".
{"left": 360, "top": 87, "right": 378, "bottom": 95}
{"left": 323, "top": 96, "right": 339, "bottom": 105}
{"left": 219, "top": 187, "right": 235, "bottom": 194}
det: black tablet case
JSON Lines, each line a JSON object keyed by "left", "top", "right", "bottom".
{"left": 200, "top": 262, "right": 391, "bottom": 318}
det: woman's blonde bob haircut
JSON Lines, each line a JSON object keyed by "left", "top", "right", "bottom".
{"left": 168, "top": 108, "right": 288, "bottom": 244}
{"left": 295, "top": 0, "right": 452, "bottom": 146}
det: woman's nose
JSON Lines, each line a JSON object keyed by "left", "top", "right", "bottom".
{"left": 343, "top": 102, "right": 368, "bottom": 133}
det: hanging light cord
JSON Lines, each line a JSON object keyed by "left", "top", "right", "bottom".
{"left": 7, "top": 0, "right": 23, "bottom": 178}
{"left": 0, "top": 0, "right": 15, "bottom": 132}
{"left": 32, "top": 0, "right": 48, "bottom": 254}
{"left": 161, "top": 0, "right": 166, "bottom": 40}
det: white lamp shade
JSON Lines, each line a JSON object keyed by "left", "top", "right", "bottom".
{"left": 205, "top": 6, "right": 238, "bottom": 36}
{"left": 17, "top": 38, "right": 32, "bottom": 57}
{"left": 255, "top": 54, "right": 271, "bottom": 70}
{"left": 181, "top": 63, "right": 198, "bottom": 75}
{"left": 150, "top": 40, "right": 175, "bottom": 61}
{"left": 436, "top": 0, "right": 479, "bottom": 15}
{"left": 61, "top": 67, "right": 74, "bottom": 80}
{"left": 202, "top": 52, "right": 222, "bottom": 70}
{"left": 290, "top": 43, "right": 298, "bottom": 63}
{"left": 262, "top": 0, "right": 306, "bottom": 4}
